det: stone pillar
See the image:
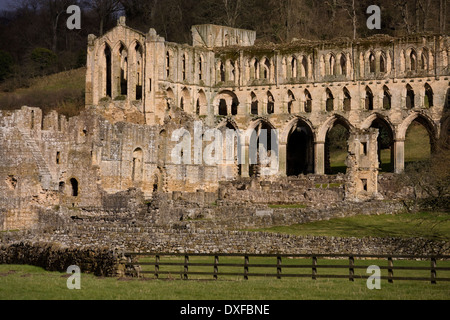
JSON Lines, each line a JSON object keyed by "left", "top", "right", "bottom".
{"left": 278, "top": 143, "right": 287, "bottom": 177}
{"left": 240, "top": 143, "right": 249, "bottom": 178}
{"left": 393, "top": 139, "right": 405, "bottom": 173}
{"left": 345, "top": 128, "right": 380, "bottom": 201}
{"left": 314, "top": 141, "right": 325, "bottom": 175}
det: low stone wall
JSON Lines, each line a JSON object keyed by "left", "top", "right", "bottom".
{"left": 1, "top": 214, "right": 448, "bottom": 276}
{"left": 0, "top": 241, "right": 124, "bottom": 277}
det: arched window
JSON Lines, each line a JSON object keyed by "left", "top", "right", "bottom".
{"left": 304, "top": 90, "right": 312, "bottom": 113}
{"left": 219, "top": 61, "right": 225, "bottom": 82}
{"left": 267, "top": 92, "right": 275, "bottom": 114}
{"left": 410, "top": 50, "right": 417, "bottom": 71}
{"left": 219, "top": 99, "right": 227, "bottom": 115}
{"left": 326, "top": 89, "right": 334, "bottom": 111}
{"left": 369, "top": 53, "right": 376, "bottom": 73}
{"left": 263, "top": 58, "right": 270, "bottom": 80}
{"left": 291, "top": 56, "right": 297, "bottom": 78}
{"left": 329, "top": 54, "right": 336, "bottom": 75}
{"left": 104, "top": 44, "right": 112, "bottom": 97}
{"left": 166, "top": 51, "right": 170, "bottom": 78}
{"left": 343, "top": 88, "right": 351, "bottom": 111}
{"left": 253, "top": 59, "right": 260, "bottom": 79}
{"left": 135, "top": 43, "right": 143, "bottom": 100}
{"left": 251, "top": 92, "right": 258, "bottom": 115}
{"left": 424, "top": 83, "right": 433, "bottom": 108}
{"left": 287, "top": 90, "right": 295, "bottom": 114}
{"left": 70, "top": 178, "right": 78, "bottom": 197}
{"left": 380, "top": 54, "right": 386, "bottom": 73}
{"left": 119, "top": 44, "right": 128, "bottom": 96}
{"left": 196, "top": 99, "right": 200, "bottom": 115}
{"left": 198, "top": 56, "right": 203, "bottom": 81}
{"left": 132, "top": 148, "right": 143, "bottom": 182}
{"left": 180, "top": 97, "right": 184, "bottom": 110}
{"left": 365, "top": 87, "right": 374, "bottom": 110}
{"left": 340, "top": 54, "right": 347, "bottom": 76}
{"left": 421, "top": 52, "right": 427, "bottom": 70}
{"left": 383, "top": 86, "right": 391, "bottom": 110}
{"left": 182, "top": 54, "right": 187, "bottom": 80}
{"left": 301, "top": 56, "right": 308, "bottom": 78}
{"left": 406, "top": 84, "right": 415, "bottom": 109}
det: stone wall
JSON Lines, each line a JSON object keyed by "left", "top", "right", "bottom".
{"left": 1, "top": 214, "right": 448, "bottom": 276}
{"left": 0, "top": 242, "right": 123, "bottom": 277}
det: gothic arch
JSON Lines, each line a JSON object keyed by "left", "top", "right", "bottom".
{"left": 280, "top": 116, "right": 316, "bottom": 145}
{"left": 317, "top": 114, "right": 353, "bottom": 142}
{"left": 285, "top": 117, "right": 315, "bottom": 175}
{"left": 398, "top": 112, "right": 438, "bottom": 146}
{"left": 214, "top": 90, "right": 239, "bottom": 116}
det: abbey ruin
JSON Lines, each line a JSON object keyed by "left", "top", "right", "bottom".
{"left": 1, "top": 17, "right": 449, "bottom": 232}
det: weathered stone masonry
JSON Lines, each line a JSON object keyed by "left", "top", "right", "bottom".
{"left": 0, "top": 18, "right": 449, "bottom": 232}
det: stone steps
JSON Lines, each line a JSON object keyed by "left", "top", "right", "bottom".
{"left": 19, "top": 129, "right": 55, "bottom": 190}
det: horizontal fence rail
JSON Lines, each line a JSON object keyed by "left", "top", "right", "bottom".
{"left": 123, "top": 253, "right": 450, "bottom": 284}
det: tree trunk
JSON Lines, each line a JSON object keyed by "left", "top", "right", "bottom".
{"left": 440, "top": 0, "right": 446, "bottom": 33}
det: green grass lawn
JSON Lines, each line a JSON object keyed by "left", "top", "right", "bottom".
{"left": 248, "top": 212, "right": 450, "bottom": 240}
{"left": 1, "top": 263, "right": 449, "bottom": 300}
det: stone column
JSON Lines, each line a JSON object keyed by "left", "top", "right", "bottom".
{"left": 393, "top": 139, "right": 405, "bottom": 173}
{"left": 278, "top": 143, "right": 287, "bottom": 177}
{"left": 314, "top": 141, "right": 325, "bottom": 175}
{"left": 240, "top": 143, "right": 250, "bottom": 178}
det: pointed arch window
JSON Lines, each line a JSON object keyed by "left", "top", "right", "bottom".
{"left": 343, "top": 88, "right": 351, "bottom": 111}
{"left": 383, "top": 86, "right": 391, "bottom": 110}
{"left": 326, "top": 89, "right": 334, "bottom": 111}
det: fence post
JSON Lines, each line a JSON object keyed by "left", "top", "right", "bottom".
{"left": 244, "top": 256, "right": 249, "bottom": 280}
{"left": 277, "top": 256, "right": 282, "bottom": 279}
{"left": 312, "top": 256, "right": 317, "bottom": 280}
{"left": 388, "top": 257, "right": 394, "bottom": 284}
{"left": 431, "top": 257, "right": 437, "bottom": 284}
{"left": 184, "top": 255, "right": 189, "bottom": 280}
{"left": 214, "top": 256, "right": 219, "bottom": 280}
{"left": 155, "top": 255, "right": 160, "bottom": 279}
{"left": 349, "top": 256, "right": 354, "bottom": 282}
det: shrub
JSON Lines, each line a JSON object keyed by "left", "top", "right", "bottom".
{"left": 30, "top": 48, "right": 57, "bottom": 75}
{"left": 0, "top": 50, "right": 14, "bottom": 81}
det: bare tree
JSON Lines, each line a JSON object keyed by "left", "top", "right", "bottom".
{"left": 83, "top": 0, "right": 122, "bottom": 35}
{"left": 335, "top": 0, "right": 357, "bottom": 39}
{"left": 38, "top": 0, "right": 74, "bottom": 52}
{"left": 440, "top": 0, "right": 446, "bottom": 34}
{"left": 222, "top": 0, "right": 241, "bottom": 27}
{"left": 395, "top": 0, "right": 413, "bottom": 34}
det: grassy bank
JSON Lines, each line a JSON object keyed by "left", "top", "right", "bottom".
{"left": 0, "top": 68, "right": 86, "bottom": 118}
{"left": 247, "top": 212, "right": 450, "bottom": 240}
{"left": 1, "top": 263, "right": 449, "bottom": 300}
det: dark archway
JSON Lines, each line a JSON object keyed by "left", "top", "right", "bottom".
{"left": 249, "top": 121, "right": 276, "bottom": 178}
{"left": 286, "top": 120, "right": 314, "bottom": 176}
{"left": 219, "top": 99, "right": 227, "bottom": 115}
{"left": 70, "top": 178, "right": 79, "bottom": 197}
{"left": 104, "top": 44, "right": 112, "bottom": 97}
{"left": 325, "top": 119, "right": 351, "bottom": 174}
{"left": 371, "top": 118, "right": 394, "bottom": 172}
{"left": 405, "top": 119, "right": 432, "bottom": 166}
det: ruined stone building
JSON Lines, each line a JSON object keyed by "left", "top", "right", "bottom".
{"left": 1, "top": 17, "right": 449, "bottom": 230}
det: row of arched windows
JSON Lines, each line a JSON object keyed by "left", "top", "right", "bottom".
{"left": 213, "top": 83, "right": 434, "bottom": 116}
{"left": 163, "top": 45, "right": 445, "bottom": 88}
{"left": 101, "top": 41, "right": 144, "bottom": 100}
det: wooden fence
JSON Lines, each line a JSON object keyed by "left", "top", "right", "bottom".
{"left": 123, "top": 253, "right": 450, "bottom": 284}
